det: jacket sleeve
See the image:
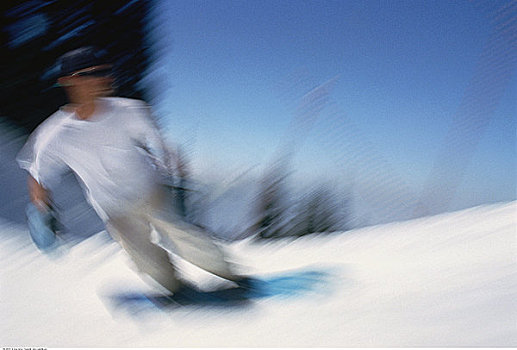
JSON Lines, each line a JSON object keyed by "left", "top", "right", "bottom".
{"left": 126, "top": 102, "right": 174, "bottom": 178}
{"left": 16, "top": 117, "right": 68, "bottom": 189}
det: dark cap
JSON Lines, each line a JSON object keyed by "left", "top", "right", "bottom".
{"left": 58, "top": 46, "right": 108, "bottom": 77}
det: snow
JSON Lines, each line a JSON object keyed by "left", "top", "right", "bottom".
{"left": 1, "top": 201, "right": 516, "bottom": 347}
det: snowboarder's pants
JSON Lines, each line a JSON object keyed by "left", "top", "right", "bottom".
{"left": 105, "top": 187, "right": 237, "bottom": 293}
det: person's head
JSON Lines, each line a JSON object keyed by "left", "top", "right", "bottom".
{"left": 56, "top": 46, "right": 114, "bottom": 103}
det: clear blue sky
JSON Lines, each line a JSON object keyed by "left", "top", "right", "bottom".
{"left": 144, "top": 0, "right": 516, "bottom": 221}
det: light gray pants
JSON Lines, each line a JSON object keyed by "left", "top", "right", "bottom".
{"left": 105, "top": 187, "right": 237, "bottom": 293}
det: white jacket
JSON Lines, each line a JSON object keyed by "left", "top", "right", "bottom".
{"left": 17, "top": 97, "right": 172, "bottom": 221}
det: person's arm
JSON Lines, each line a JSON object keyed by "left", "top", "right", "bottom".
{"left": 28, "top": 175, "right": 51, "bottom": 211}
{"left": 17, "top": 111, "right": 68, "bottom": 213}
{"left": 168, "top": 146, "right": 188, "bottom": 179}
{"left": 129, "top": 102, "right": 175, "bottom": 176}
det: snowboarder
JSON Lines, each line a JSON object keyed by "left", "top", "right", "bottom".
{"left": 17, "top": 46, "right": 244, "bottom": 295}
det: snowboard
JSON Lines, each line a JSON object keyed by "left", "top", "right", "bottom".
{"left": 105, "top": 269, "right": 333, "bottom": 314}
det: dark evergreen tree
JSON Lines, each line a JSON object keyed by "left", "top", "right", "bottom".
{"left": 295, "top": 184, "right": 348, "bottom": 236}
{"left": 249, "top": 161, "right": 291, "bottom": 240}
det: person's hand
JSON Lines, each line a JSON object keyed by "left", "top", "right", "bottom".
{"left": 28, "top": 175, "right": 50, "bottom": 212}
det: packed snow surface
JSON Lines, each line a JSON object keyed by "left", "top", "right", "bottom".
{"left": 1, "top": 202, "right": 516, "bottom": 347}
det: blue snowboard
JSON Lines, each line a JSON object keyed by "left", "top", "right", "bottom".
{"left": 106, "top": 269, "right": 334, "bottom": 313}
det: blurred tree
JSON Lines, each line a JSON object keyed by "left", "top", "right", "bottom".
{"left": 288, "top": 184, "right": 349, "bottom": 237}
{"left": 251, "top": 162, "right": 291, "bottom": 240}
{"left": 249, "top": 162, "right": 350, "bottom": 240}
{"left": 0, "top": 0, "right": 151, "bottom": 132}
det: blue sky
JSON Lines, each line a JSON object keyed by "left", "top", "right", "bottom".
{"left": 144, "top": 0, "right": 515, "bottom": 220}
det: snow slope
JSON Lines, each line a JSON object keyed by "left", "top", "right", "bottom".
{"left": 1, "top": 201, "right": 516, "bottom": 347}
